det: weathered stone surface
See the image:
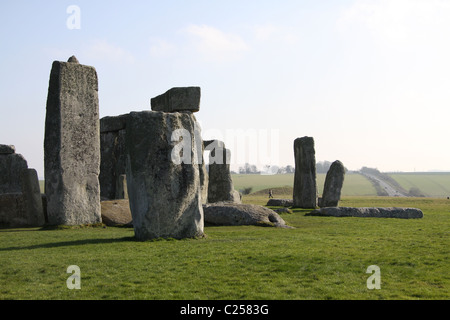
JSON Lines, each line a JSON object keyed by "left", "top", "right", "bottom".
{"left": 307, "top": 207, "right": 423, "bottom": 219}
{"left": 151, "top": 87, "right": 201, "bottom": 113}
{"left": 125, "top": 111, "right": 204, "bottom": 240}
{"left": 320, "top": 160, "right": 345, "bottom": 207}
{"left": 203, "top": 202, "right": 292, "bottom": 228}
{"left": 0, "top": 193, "right": 27, "bottom": 227}
{"left": 267, "top": 199, "right": 293, "bottom": 207}
{"left": 100, "top": 114, "right": 129, "bottom": 133}
{"left": 0, "top": 153, "right": 28, "bottom": 194}
{"left": 67, "top": 55, "right": 79, "bottom": 63}
{"left": 293, "top": 137, "right": 317, "bottom": 208}
{"left": 20, "top": 169, "right": 45, "bottom": 227}
{"left": 101, "top": 200, "right": 132, "bottom": 227}
{"left": 99, "top": 128, "right": 127, "bottom": 200}
{"left": 205, "top": 140, "right": 240, "bottom": 204}
{"left": 115, "top": 174, "right": 128, "bottom": 200}
{"left": 0, "top": 144, "right": 15, "bottom": 154}
{"left": 44, "top": 58, "right": 101, "bottom": 226}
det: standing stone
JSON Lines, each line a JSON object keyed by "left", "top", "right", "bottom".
{"left": 99, "top": 114, "right": 129, "bottom": 200}
{"left": 115, "top": 174, "right": 128, "bottom": 200}
{"left": 125, "top": 111, "right": 204, "bottom": 241}
{"left": 20, "top": 168, "right": 45, "bottom": 226}
{"left": 321, "top": 160, "right": 346, "bottom": 207}
{"left": 151, "top": 87, "right": 201, "bottom": 113}
{"left": 293, "top": 137, "right": 317, "bottom": 208}
{"left": 0, "top": 149, "right": 28, "bottom": 194}
{"left": 205, "top": 140, "right": 241, "bottom": 204}
{"left": 44, "top": 56, "right": 101, "bottom": 225}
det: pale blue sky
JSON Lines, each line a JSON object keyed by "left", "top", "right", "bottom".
{"left": 1, "top": 0, "right": 450, "bottom": 178}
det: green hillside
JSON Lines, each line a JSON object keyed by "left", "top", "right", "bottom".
{"left": 388, "top": 173, "right": 450, "bottom": 198}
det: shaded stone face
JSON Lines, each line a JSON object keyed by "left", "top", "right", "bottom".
{"left": 151, "top": 87, "right": 201, "bottom": 113}
{"left": 293, "top": 136, "right": 317, "bottom": 208}
{"left": 320, "top": 160, "right": 345, "bottom": 207}
{"left": 0, "top": 151, "right": 28, "bottom": 194}
{"left": 125, "top": 111, "right": 204, "bottom": 241}
{"left": 204, "top": 140, "right": 240, "bottom": 204}
{"left": 44, "top": 58, "right": 101, "bottom": 226}
{"left": 0, "top": 145, "right": 15, "bottom": 154}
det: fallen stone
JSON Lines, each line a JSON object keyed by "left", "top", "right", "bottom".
{"left": 307, "top": 207, "right": 423, "bottom": 219}
{"left": 293, "top": 137, "right": 317, "bottom": 208}
{"left": 151, "top": 87, "right": 201, "bottom": 113}
{"left": 203, "top": 202, "right": 293, "bottom": 228}
{"left": 266, "top": 199, "right": 293, "bottom": 207}
{"left": 125, "top": 111, "right": 204, "bottom": 240}
{"left": 101, "top": 200, "right": 132, "bottom": 227}
{"left": 0, "top": 145, "right": 15, "bottom": 154}
{"left": 44, "top": 57, "right": 101, "bottom": 226}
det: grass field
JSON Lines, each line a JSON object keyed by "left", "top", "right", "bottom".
{"left": 232, "top": 173, "right": 378, "bottom": 197}
{"left": 1, "top": 196, "right": 449, "bottom": 300}
{"left": 387, "top": 173, "right": 450, "bottom": 198}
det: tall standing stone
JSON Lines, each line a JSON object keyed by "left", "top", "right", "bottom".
{"left": 205, "top": 140, "right": 241, "bottom": 204}
{"left": 293, "top": 137, "right": 317, "bottom": 208}
{"left": 320, "top": 160, "right": 345, "bottom": 207}
{"left": 125, "top": 111, "right": 204, "bottom": 241}
{"left": 44, "top": 56, "right": 101, "bottom": 225}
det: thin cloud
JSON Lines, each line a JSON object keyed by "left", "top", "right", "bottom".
{"left": 82, "top": 40, "right": 135, "bottom": 64}
{"left": 184, "top": 24, "right": 250, "bottom": 62}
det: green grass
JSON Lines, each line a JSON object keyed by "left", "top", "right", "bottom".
{"left": 1, "top": 196, "right": 449, "bottom": 300}
{"left": 232, "top": 173, "right": 377, "bottom": 197}
{"left": 387, "top": 173, "right": 450, "bottom": 198}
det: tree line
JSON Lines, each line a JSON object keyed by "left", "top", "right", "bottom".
{"left": 232, "top": 161, "right": 347, "bottom": 174}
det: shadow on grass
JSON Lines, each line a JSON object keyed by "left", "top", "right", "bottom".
{"left": 0, "top": 236, "right": 138, "bottom": 252}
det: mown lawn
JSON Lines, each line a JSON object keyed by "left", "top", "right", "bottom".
{"left": 0, "top": 196, "right": 448, "bottom": 300}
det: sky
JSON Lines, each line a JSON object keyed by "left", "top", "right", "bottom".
{"left": 1, "top": 0, "right": 450, "bottom": 178}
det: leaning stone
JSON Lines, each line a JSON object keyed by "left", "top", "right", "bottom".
{"left": 151, "top": 87, "right": 201, "bottom": 113}
{"left": 203, "top": 202, "right": 292, "bottom": 228}
{"left": 44, "top": 57, "right": 101, "bottom": 226}
{"left": 0, "top": 145, "right": 15, "bottom": 154}
{"left": 307, "top": 207, "right": 423, "bottom": 219}
{"left": 293, "top": 137, "right": 317, "bottom": 208}
{"left": 320, "top": 160, "right": 346, "bottom": 207}
{"left": 125, "top": 111, "right": 204, "bottom": 240}
{"left": 266, "top": 199, "right": 293, "bottom": 207}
